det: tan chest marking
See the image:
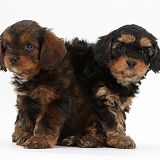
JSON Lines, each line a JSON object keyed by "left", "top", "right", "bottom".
{"left": 96, "top": 86, "right": 132, "bottom": 111}
{"left": 31, "top": 86, "right": 59, "bottom": 104}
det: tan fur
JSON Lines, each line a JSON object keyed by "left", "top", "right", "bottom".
{"left": 4, "top": 54, "right": 41, "bottom": 80}
{"left": 118, "top": 34, "right": 136, "bottom": 44}
{"left": 31, "top": 86, "right": 58, "bottom": 104}
{"left": 96, "top": 86, "right": 132, "bottom": 111}
{"left": 140, "top": 37, "right": 152, "bottom": 47}
{"left": 106, "top": 126, "right": 136, "bottom": 149}
{"left": 96, "top": 86, "right": 135, "bottom": 148}
{"left": 109, "top": 56, "right": 150, "bottom": 86}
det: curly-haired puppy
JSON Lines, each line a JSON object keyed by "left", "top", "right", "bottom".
{"left": 0, "top": 20, "right": 106, "bottom": 149}
{"left": 66, "top": 24, "right": 160, "bottom": 149}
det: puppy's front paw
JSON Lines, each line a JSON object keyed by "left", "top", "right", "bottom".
{"left": 107, "top": 135, "right": 136, "bottom": 149}
{"left": 12, "top": 131, "right": 21, "bottom": 143}
{"left": 117, "top": 136, "right": 136, "bottom": 149}
{"left": 12, "top": 131, "right": 32, "bottom": 146}
{"left": 23, "top": 135, "right": 55, "bottom": 149}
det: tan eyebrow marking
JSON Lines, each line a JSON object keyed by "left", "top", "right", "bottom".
{"left": 118, "top": 34, "right": 135, "bottom": 44}
{"left": 3, "top": 32, "right": 12, "bottom": 42}
{"left": 140, "top": 37, "right": 152, "bottom": 47}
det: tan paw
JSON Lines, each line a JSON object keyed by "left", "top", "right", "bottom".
{"left": 23, "top": 135, "right": 55, "bottom": 149}
{"left": 107, "top": 135, "right": 136, "bottom": 149}
{"left": 12, "top": 131, "right": 21, "bottom": 143}
{"left": 61, "top": 136, "right": 76, "bottom": 146}
{"left": 78, "top": 135, "right": 106, "bottom": 148}
{"left": 12, "top": 131, "right": 32, "bottom": 146}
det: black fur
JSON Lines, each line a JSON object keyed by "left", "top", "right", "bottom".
{"left": 66, "top": 24, "right": 160, "bottom": 149}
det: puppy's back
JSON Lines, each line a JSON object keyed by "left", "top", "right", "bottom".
{"left": 65, "top": 38, "right": 92, "bottom": 78}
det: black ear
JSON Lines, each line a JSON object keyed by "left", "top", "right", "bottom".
{"left": 40, "top": 29, "right": 66, "bottom": 70}
{"left": 0, "top": 36, "right": 7, "bottom": 71}
{"left": 94, "top": 30, "right": 116, "bottom": 65}
{"left": 150, "top": 45, "right": 160, "bottom": 73}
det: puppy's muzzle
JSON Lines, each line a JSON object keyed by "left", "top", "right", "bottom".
{"left": 10, "top": 55, "right": 19, "bottom": 64}
{"left": 127, "top": 60, "right": 137, "bottom": 68}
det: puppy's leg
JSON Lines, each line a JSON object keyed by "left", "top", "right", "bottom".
{"left": 77, "top": 122, "right": 106, "bottom": 148}
{"left": 95, "top": 87, "right": 136, "bottom": 149}
{"left": 105, "top": 123, "right": 136, "bottom": 149}
{"left": 61, "top": 122, "right": 106, "bottom": 148}
{"left": 100, "top": 106, "right": 135, "bottom": 149}
{"left": 59, "top": 135, "right": 77, "bottom": 146}
{"left": 23, "top": 102, "right": 66, "bottom": 149}
{"left": 12, "top": 95, "right": 36, "bottom": 146}
{"left": 12, "top": 114, "right": 34, "bottom": 146}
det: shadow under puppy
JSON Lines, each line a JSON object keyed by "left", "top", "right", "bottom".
{"left": 0, "top": 20, "right": 106, "bottom": 149}
{"left": 66, "top": 24, "right": 160, "bottom": 149}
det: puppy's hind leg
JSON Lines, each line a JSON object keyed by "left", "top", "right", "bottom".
{"left": 77, "top": 122, "right": 106, "bottom": 148}
{"left": 60, "top": 122, "right": 107, "bottom": 148}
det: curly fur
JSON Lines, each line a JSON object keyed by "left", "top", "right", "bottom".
{"left": 66, "top": 24, "right": 160, "bottom": 149}
{"left": 0, "top": 20, "right": 106, "bottom": 149}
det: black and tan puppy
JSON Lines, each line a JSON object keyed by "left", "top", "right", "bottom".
{"left": 0, "top": 20, "right": 106, "bottom": 149}
{"left": 66, "top": 24, "right": 160, "bottom": 149}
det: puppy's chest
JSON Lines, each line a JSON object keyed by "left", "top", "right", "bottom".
{"left": 15, "top": 82, "right": 59, "bottom": 104}
{"left": 31, "top": 85, "right": 59, "bottom": 104}
{"left": 95, "top": 86, "right": 133, "bottom": 111}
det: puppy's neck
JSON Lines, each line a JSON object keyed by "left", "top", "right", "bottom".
{"left": 13, "top": 75, "right": 29, "bottom": 84}
{"left": 117, "top": 80, "right": 140, "bottom": 87}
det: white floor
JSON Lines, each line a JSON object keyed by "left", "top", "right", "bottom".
{"left": 0, "top": 71, "right": 160, "bottom": 160}
{"left": 1, "top": 0, "right": 160, "bottom": 159}
{"left": 1, "top": 141, "right": 160, "bottom": 160}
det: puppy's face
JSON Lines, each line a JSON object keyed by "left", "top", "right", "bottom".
{"left": 95, "top": 25, "right": 160, "bottom": 86}
{"left": 0, "top": 20, "right": 66, "bottom": 81}
{"left": 2, "top": 21, "right": 42, "bottom": 80}
{"left": 109, "top": 33, "right": 154, "bottom": 85}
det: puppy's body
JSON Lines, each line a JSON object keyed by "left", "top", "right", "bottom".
{"left": 0, "top": 20, "right": 106, "bottom": 149}
{"left": 66, "top": 25, "right": 160, "bottom": 149}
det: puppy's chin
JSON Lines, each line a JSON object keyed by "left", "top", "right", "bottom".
{"left": 113, "top": 70, "right": 143, "bottom": 86}
{"left": 4, "top": 55, "right": 41, "bottom": 81}
{"left": 13, "top": 68, "right": 39, "bottom": 81}
{"left": 9, "top": 66, "right": 41, "bottom": 81}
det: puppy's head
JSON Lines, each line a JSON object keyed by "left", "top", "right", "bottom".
{"left": 94, "top": 24, "right": 160, "bottom": 86}
{"left": 0, "top": 20, "right": 66, "bottom": 80}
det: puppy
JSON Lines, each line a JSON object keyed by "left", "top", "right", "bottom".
{"left": 66, "top": 24, "right": 160, "bottom": 149}
{"left": 0, "top": 36, "right": 6, "bottom": 71}
{"left": 0, "top": 20, "right": 106, "bottom": 149}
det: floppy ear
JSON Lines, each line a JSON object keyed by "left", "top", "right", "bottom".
{"left": 0, "top": 36, "right": 7, "bottom": 71}
{"left": 149, "top": 45, "right": 160, "bottom": 73}
{"left": 94, "top": 30, "right": 115, "bottom": 65}
{"left": 40, "top": 29, "right": 66, "bottom": 70}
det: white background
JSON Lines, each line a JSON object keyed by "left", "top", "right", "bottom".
{"left": 0, "top": 0, "right": 160, "bottom": 159}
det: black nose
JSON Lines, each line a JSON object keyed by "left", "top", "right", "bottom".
{"left": 127, "top": 60, "right": 137, "bottom": 68}
{"left": 10, "top": 56, "right": 19, "bottom": 64}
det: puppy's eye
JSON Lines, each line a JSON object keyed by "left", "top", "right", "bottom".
{"left": 6, "top": 43, "right": 12, "bottom": 50}
{"left": 24, "top": 43, "right": 34, "bottom": 51}
{"left": 118, "top": 46, "right": 126, "bottom": 52}
{"left": 141, "top": 48, "right": 152, "bottom": 57}
{"left": 141, "top": 48, "right": 147, "bottom": 55}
